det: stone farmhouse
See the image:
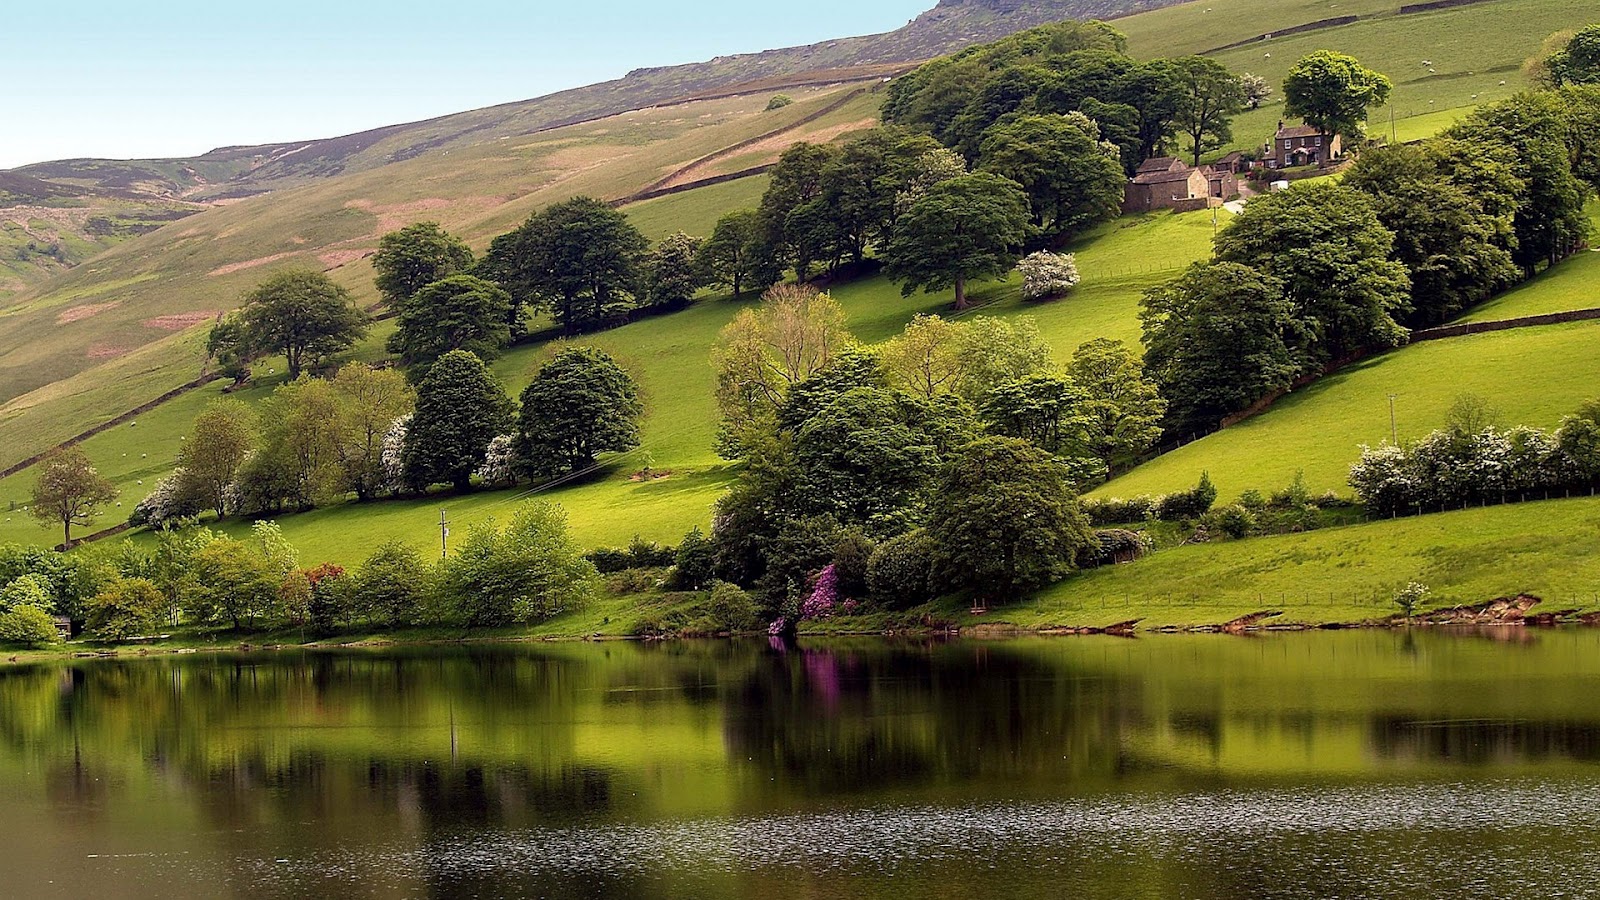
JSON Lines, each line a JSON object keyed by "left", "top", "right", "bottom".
{"left": 1121, "top": 156, "right": 1237, "bottom": 213}
{"left": 1267, "top": 122, "right": 1342, "bottom": 168}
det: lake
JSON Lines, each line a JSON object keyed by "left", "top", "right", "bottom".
{"left": 3, "top": 631, "right": 1600, "bottom": 898}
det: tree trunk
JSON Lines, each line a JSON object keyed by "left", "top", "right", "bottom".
{"left": 953, "top": 275, "right": 969, "bottom": 311}
{"left": 62, "top": 519, "right": 71, "bottom": 551}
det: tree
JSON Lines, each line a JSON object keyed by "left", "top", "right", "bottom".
{"left": 177, "top": 400, "right": 257, "bottom": 517}
{"left": 927, "top": 437, "right": 1095, "bottom": 605}
{"left": 978, "top": 114, "right": 1125, "bottom": 239}
{"left": 480, "top": 197, "right": 648, "bottom": 334}
{"left": 387, "top": 274, "right": 513, "bottom": 374}
{"left": 1017, "top": 251, "right": 1080, "bottom": 301}
{"left": 979, "top": 375, "right": 1092, "bottom": 458}
{"left": 1171, "top": 56, "right": 1247, "bottom": 165}
{"left": 252, "top": 377, "right": 345, "bottom": 510}
{"left": 403, "top": 350, "right": 513, "bottom": 492}
{"left": 643, "top": 232, "right": 705, "bottom": 311}
{"left": 432, "top": 503, "right": 598, "bottom": 626}
{"left": 884, "top": 172, "right": 1030, "bottom": 309}
{"left": 186, "top": 537, "right": 278, "bottom": 630}
{"left": 1214, "top": 182, "right": 1410, "bottom": 365}
{"left": 1344, "top": 141, "right": 1521, "bottom": 325}
{"left": 758, "top": 142, "right": 839, "bottom": 280}
{"left": 206, "top": 315, "right": 253, "bottom": 386}
{"left": 349, "top": 540, "right": 426, "bottom": 627}
{"left": 331, "top": 365, "right": 415, "bottom": 501}
{"left": 1546, "top": 24, "right": 1600, "bottom": 86}
{"left": 30, "top": 447, "right": 117, "bottom": 548}
{"left": 371, "top": 222, "right": 474, "bottom": 307}
{"left": 880, "top": 314, "right": 964, "bottom": 400}
{"left": 1282, "top": 51, "right": 1393, "bottom": 143}
{"left": 1240, "top": 72, "right": 1272, "bottom": 109}
{"left": 236, "top": 269, "right": 367, "bottom": 379}
{"left": 86, "top": 577, "right": 166, "bottom": 640}
{"left": 1065, "top": 338, "right": 1167, "bottom": 470}
{"left": 792, "top": 387, "right": 941, "bottom": 531}
{"left": 515, "top": 347, "right": 643, "bottom": 480}
{"left": 1141, "top": 261, "right": 1301, "bottom": 434}
{"left": 951, "top": 316, "right": 1056, "bottom": 402}
{"left": 713, "top": 284, "right": 851, "bottom": 456}
{"left": 1446, "top": 93, "right": 1591, "bottom": 273}
{"left": 699, "top": 210, "right": 772, "bottom": 298}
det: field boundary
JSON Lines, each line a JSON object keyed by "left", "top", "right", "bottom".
{"left": 1200, "top": 0, "right": 1504, "bottom": 54}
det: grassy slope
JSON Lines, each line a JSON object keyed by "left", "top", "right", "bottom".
{"left": 939, "top": 496, "right": 1600, "bottom": 629}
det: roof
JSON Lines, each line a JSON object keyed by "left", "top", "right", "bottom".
{"left": 1217, "top": 150, "right": 1244, "bottom": 162}
{"left": 1275, "top": 124, "right": 1324, "bottom": 139}
{"left": 1131, "top": 169, "right": 1201, "bottom": 185}
{"left": 1136, "top": 156, "right": 1185, "bottom": 174}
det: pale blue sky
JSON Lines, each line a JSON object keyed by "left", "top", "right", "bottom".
{"left": 0, "top": 1, "right": 930, "bottom": 169}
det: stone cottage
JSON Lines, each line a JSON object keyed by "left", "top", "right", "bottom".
{"left": 1267, "top": 122, "right": 1342, "bottom": 169}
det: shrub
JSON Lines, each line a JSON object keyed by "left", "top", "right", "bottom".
{"left": 304, "top": 563, "right": 349, "bottom": 631}
{"left": 606, "top": 568, "right": 661, "bottom": 594}
{"left": 586, "top": 548, "right": 633, "bottom": 573}
{"left": 1017, "top": 251, "right": 1081, "bottom": 301}
{"left": 86, "top": 577, "right": 165, "bottom": 640}
{"left": 704, "top": 581, "right": 759, "bottom": 632}
{"left": 0, "top": 606, "right": 61, "bottom": 647}
{"left": 1155, "top": 472, "right": 1217, "bottom": 521}
{"left": 671, "top": 527, "right": 715, "bottom": 591}
{"left": 433, "top": 502, "right": 599, "bottom": 627}
{"left": 473, "top": 434, "right": 518, "bottom": 488}
{"left": 1084, "top": 496, "right": 1157, "bottom": 526}
{"left": 867, "top": 529, "right": 936, "bottom": 609}
{"left": 766, "top": 94, "right": 794, "bottom": 111}
{"left": 1394, "top": 581, "right": 1430, "bottom": 618}
{"left": 626, "top": 535, "right": 677, "bottom": 569}
{"left": 831, "top": 527, "right": 874, "bottom": 600}
{"left": 130, "top": 470, "right": 203, "bottom": 528}
{"left": 802, "top": 564, "right": 839, "bottom": 619}
{"left": 1087, "top": 529, "right": 1153, "bottom": 566}
{"left": 350, "top": 541, "right": 427, "bottom": 627}
{"left": 1202, "top": 504, "right": 1258, "bottom": 539}
{"left": 0, "top": 573, "right": 55, "bottom": 615}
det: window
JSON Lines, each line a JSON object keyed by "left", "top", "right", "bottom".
{"left": 1283, "top": 139, "right": 1292, "bottom": 149}
{"left": 1315, "top": 136, "right": 1323, "bottom": 147}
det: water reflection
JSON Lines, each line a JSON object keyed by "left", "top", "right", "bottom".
{"left": 2, "top": 631, "right": 1600, "bottom": 897}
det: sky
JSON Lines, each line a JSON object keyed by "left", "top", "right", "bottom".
{"left": 0, "top": 1, "right": 931, "bottom": 169}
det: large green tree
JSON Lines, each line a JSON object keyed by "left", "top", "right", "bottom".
{"left": 1064, "top": 338, "right": 1167, "bottom": 471}
{"left": 236, "top": 269, "right": 368, "bottom": 379}
{"left": 371, "top": 222, "right": 474, "bottom": 307}
{"left": 1344, "top": 141, "right": 1521, "bottom": 325}
{"left": 480, "top": 197, "right": 648, "bottom": 334}
{"left": 1545, "top": 24, "right": 1600, "bottom": 86}
{"left": 402, "top": 351, "right": 513, "bottom": 492}
{"left": 177, "top": 400, "right": 257, "bottom": 517}
{"left": 29, "top": 447, "right": 118, "bottom": 548}
{"left": 1282, "top": 51, "right": 1393, "bottom": 142}
{"left": 1141, "top": 261, "right": 1301, "bottom": 434}
{"left": 884, "top": 173, "right": 1031, "bottom": 310}
{"left": 643, "top": 232, "right": 705, "bottom": 311}
{"left": 698, "top": 209, "right": 774, "bottom": 298}
{"left": 387, "top": 274, "right": 513, "bottom": 374}
{"left": 1171, "top": 56, "right": 1247, "bottom": 165}
{"left": 978, "top": 113, "right": 1125, "bottom": 239}
{"left": 331, "top": 365, "right": 415, "bottom": 501}
{"left": 927, "top": 436, "right": 1095, "bottom": 605}
{"left": 1213, "top": 182, "right": 1410, "bottom": 365}
{"left": 515, "top": 347, "right": 643, "bottom": 480}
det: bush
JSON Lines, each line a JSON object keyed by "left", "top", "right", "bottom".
{"left": 1083, "top": 496, "right": 1156, "bottom": 526}
{"left": 1086, "top": 529, "right": 1153, "bottom": 567}
{"left": 433, "top": 502, "right": 599, "bottom": 627}
{"left": 587, "top": 536, "right": 677, "bottom": 574}
{"left": 586, "top": 548, "right": 632, "bottom": 573}
{"left": 350, "top": 541, "right": 427, "bottom": 627}
{"left": 867, "top": 529, "right": 936, "bottom": 609}
{"left": 1394, "top": 581, "right": 1430, "bottom": 618}
{"left": 606, "top": 568, "right": 662, "bottom": 594}
{"left": 832, "top": 528, "right": 874, "bottom": 600}
{"left": 766, "top": 94, "right": 794, "bottom": 111}
{"left": 86, "top": 577, "right": 165, "bottom": 640}
{"left": 0, "top": 606, "right": 61, "bottom": 647}
{"left": 0, "top": 573, "right": 55, "bottom": 615}
{"left": 1202, "top": 504, "right": 1258, "bottom": 539}
{"left": 1155, "top": 472, "right": 1218, "bottom": 521}
{"left": 704, "top": 581, "right": 759, "bottom": 632}
{"left": 671, "top": 527, "right": 715, "bottom": 591}
{"left": 1017, "top": 251, "right": 1081, "bottom": 301}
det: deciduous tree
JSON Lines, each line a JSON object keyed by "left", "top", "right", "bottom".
{"left": 236, "top": 269, "right": 367, "bottom": 379}
{"left": 515, "top": 347, "right": 643, "bottom": 480}
{"left": 403, "top": 351, "right": 513, "bottom": 492}
{"left": 884, "top": 173, "right": 1030, "bottom": 309}
{"left": 29, "top": 447, "right": 117, "bottom": 548}
{"left": 371, "top": 222, "right": 474, "bottom": 306}
{"left": 1282, "top": 51, "right": 1393, "bottom": 142}
{"left": 387, "top": 274, "right": 513, "bottom": 375}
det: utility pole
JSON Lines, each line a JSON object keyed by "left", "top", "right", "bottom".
{"left": 439, "top": 508, "right": 450, "bottom": 559}
{"left": 1388, "top": 394, "right": 1399, "bottom": 445}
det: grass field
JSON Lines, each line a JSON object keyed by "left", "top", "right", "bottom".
{"left": 938, "top": 495, "right": 1600, "bottom": 629}
{"left": 1094, "top": 318, "right": 1600, "bottom": 502}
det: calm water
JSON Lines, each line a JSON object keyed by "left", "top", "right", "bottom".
{"left": 4, "top": 631, "right": 1600, "bottom": 898}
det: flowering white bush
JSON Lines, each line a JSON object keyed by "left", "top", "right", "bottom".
{"left": 474, "top": 434, "right": 518, "bottom": 487}
{"left": 132, "top": 469, "right": 202, "bottom": 528}
{"left": 1018, "top": 251, "right": 1080, "bottom": 301}
{"left": 1350, "top": 421, "right": 1582, "bottom": 516}
{"left": 381, "top": 414, "right": 411, "bottom": 495}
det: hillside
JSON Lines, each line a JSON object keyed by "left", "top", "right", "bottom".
{"left": 0, "top": 0, "right": 1595, "bottom": 587}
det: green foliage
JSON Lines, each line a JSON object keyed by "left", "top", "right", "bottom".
{"left": 978, "top": 113, "right": 1125, "bottom": 239}
{"left": 349, "top": 540, "right": 427, "bottom": 628}
{"left": 703, "top": 581, "right": 758, "bottom": 632}
{"left": 1393, "top": 581, "right": 1431, "bottom": 618}
{"left": 1170, "top": 56, "right": 1246, "bottom": 165}
{"left": 1213, "top": 182, "right": 1410, "bottom": 366}
{"left": 247, "top": 377, "right": 345, "bottom": 512}
{"left": 0, "top": 573, "right": 55, "bottom": 615}
{"left": 185, "top": 536, "right": 280, "bottom": 629}
{"left": 432, "top": 503, "right": 599, "bottom": 627}
{"left": 698, "top": 209, "right": 773, "bottom": 298}
{"left": 1282, "top": 50, "right": 1393, "bottom": 141}
{"left": 403, "top": 351, "right": 513, "bottom": 492}
{"left": 793, "top": 387, "right": 941, "bottom": 531}
{"left": 671, "top": 527, "right": 715, "bottom": 591}
{"left": 867, "top": 528, "right": 936, "bottom": 609}
{"left": 1343, "top": 141, "right": 1521, "bottom": 326}
{"left": 178, "top": 400, "right": 256, "bottom": 517}
{"left": 1201, "top": 503, "right": 1258, "bottom": 540}
{"left": 372, "top": 222, "right": 474, "bottom": 307}
{"left": 1156, "top": 472, "right": 1218, "bottom": 521}
{"left": 928, "top": 437, "right": 1095, "bottom": 603}
{"left": 86, "top": 576, "right": 165, "bottom": 640}
{"left": 482, "top": 197, "right": 649, "bottom": 334}
{"left": 388, "top": 275, "right": 514, "bottom": 374}
{"left": 1141, "top": 261, "right": 1299, "bottom": 434}
{"left": 1545, "top": 24, "right": 1600, "bottom": 86}
{"left": 331, "top": 365, "right": 415, "bottom": 502}
{"left": 643, "top": 232, "right": 705, "bottom": 311}
{"left": 235, "top": 269, "right": 368, "bottom": 379}
{"left": 1065, "top": 338, "right": 1166, "bottom": 471}
{"left": 29, "top": 446, "right": 118, "bottom": 547}
{"left": 980, "top": 375, "right": 1091, "bottom": 459}
{"left": 884, "top": 172, "right": 1031, "bottom": 309}
{"left": 0, "top": 606, "right": 60, "bottom": 648}
{"left": 765, "top": 94, "right": 794, "bottom": 111}
{"left": 515, "top": 346, "right": 643, "bottom": 480}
